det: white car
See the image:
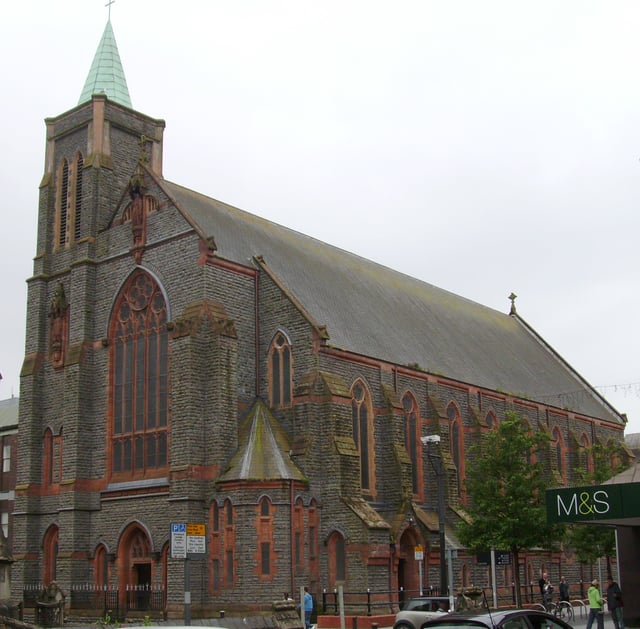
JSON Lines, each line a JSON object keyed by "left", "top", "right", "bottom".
{"left": 394, "top": 597, "right": 451, "bottom": 629}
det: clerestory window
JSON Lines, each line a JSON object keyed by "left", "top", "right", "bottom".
{"left": 402, "top": 392, "right": 420, "bottom": 494}
{"left": 268, "top": 331, "right": 293, "bottom": 408}
{"left": 352, "top": 380, "right": 375, "bottom": 494}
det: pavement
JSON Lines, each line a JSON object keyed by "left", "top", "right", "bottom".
{"left": 28, "top": 606, "right": 620, "bottom": 629}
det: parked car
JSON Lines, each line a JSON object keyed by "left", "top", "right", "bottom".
{"left": 419, "top": 608, "right": 574, "bottom": 629}
{"left": 394, "top": 596, "right": 451, "bottom": 629}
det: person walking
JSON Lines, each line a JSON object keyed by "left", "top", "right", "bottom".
{"left": 606, "top": 577, "right": 625, "bottom": 629}
{"left": 538, "top": 572, "right": 548, "bottom": 605}
{"left": 301, "top": 586, "right": 313, "bottom": 629}
{"left": 543, "top": 580, "right": 555, "bottom": 612}
{"left": 559, "top": 577, "right": 570, "bottom": 602}
{"left": 586, "top": 579, "right": 605, "bottom": 629}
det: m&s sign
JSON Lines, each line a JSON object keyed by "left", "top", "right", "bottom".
{"left": 555, "top": 489, "right": 611, "bottom": 518}
{"left": 546, "top": 482, "right": 639, "bottom": 524}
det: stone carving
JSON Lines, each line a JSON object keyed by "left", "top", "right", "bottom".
{"left": 48, "top": 283, "right": 68, "bottom": 368}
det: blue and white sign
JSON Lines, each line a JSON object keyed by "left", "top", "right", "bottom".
{"left": 171, "top": 522, "right": 187, "bottom": 558}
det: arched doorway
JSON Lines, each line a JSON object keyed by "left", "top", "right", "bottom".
{"left": 397, "top": 527, "right": 421, "bottom": 604}
{"left": 42, "top": 525, "right": 59, "bottom": 585}
{"left": 117, "top": 524, "right": 154, "bottom": 614}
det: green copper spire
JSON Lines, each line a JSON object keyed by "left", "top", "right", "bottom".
{"left": 78, "top": 20, "right": 132, "bottom": 108}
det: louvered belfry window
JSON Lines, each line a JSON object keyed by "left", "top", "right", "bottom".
{"left": 56, "top": 153, "right": 84, "bottom": 249}
{"left": 58, "top": 160, "right": 69, "bottom": 248}
{"left": 111, "top": 270, "right": 168, "bottom": 477}
{"left": 74, "top": 154, "right": 83, "bottom": 241}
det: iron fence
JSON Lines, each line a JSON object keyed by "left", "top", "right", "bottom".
{"left": 23, "top": 583, "right": 166, "bottom": 617}
{"left": 321, "top": 586, "right": 444, "bottom": 616}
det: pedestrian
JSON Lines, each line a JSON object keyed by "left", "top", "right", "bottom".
{"left": 543, "top": 580, "right": 554, "bottom": 612}
{"left": 538, "top": 572, "right": 548, "bottom": 604}
{"left": 606, "top": 577, "right": 625, "bottom": 629}
{"left": 586, "top": 579, "right": 605, "bottom": 629}
{"left": 299, "top": 586, "right": 313, "bottom": 629}
{"left": 559, "top": 577, "right": 570, "bottom": 602}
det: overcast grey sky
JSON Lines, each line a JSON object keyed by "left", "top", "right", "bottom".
{"left": 1, "top": 1, "right": 639, "bottom": 432}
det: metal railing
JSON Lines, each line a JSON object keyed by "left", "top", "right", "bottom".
{"left": 321, "top": 586, "right": 444, "bottom": 616}
{"left": 23, "top": 583, "right": 166, "bottom": 617}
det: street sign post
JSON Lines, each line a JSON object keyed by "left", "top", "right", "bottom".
{"left": 171, "top": 522, "right": 207, "bottom": 626}
{"left": 171, "top": 523, "right": 187, "bottom": 559}
{"left": 414, "top": 546, "right": 424, "bottom": 596}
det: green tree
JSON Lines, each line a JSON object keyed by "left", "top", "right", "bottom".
{"left": 456, "top": 411, "right": 563, "bottom": 607}
{"left": 565, "top": 441, "right": 628, "bottom": 577}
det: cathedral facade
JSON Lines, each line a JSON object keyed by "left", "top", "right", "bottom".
{"left": 13, "top": 21, "right": 628, "bottom": 617}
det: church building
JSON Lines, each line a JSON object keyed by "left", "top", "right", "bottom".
{"left": 13, "top": 19, "right": 629, "bottom": 618}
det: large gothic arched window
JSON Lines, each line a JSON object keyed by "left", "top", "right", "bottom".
{"left": 110, "top": 269, "right": 169, "bottom": 479}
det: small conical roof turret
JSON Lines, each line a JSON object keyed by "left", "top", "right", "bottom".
{"left": 78, "top": 20, "right": 132, "bottom": 108}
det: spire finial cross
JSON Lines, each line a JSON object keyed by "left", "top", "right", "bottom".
{"left": 105, "top": 0, "right": 115, "bottom": 21}
{"left": 508, "top": 292, "right": 518, "bottom": 315}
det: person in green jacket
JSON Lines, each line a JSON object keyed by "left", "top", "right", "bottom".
{"left": 586, "top": 579, "right": 605, "bottom": 629}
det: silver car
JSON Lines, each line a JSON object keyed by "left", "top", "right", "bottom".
{"left": 394, "top": 597, "right": 451, "bottom": 629}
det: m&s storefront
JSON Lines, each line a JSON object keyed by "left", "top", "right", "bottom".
{"left": 546, "top": 467, "right": 640, "bottom": 627}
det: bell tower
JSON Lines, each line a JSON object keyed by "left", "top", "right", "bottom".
{"left": 14, "top": 17, "right": 165, "bottom": 594}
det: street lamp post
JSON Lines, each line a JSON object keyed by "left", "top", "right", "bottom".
{"left": 422, "top": 435, "right": 448, "bottom": 599}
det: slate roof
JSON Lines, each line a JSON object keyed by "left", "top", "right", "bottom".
{"left": 78, "top": 21, "right": 132, "bottom": 108}
{"left": 217, "top": 399, "right": 307, "bottom": 483}
{"left": 625, "top": 432, "right": 640, "bottom": 452}
{"left": 163, "top": 180, "right": 623, "bottom": 425}
{"left": 604, "top": 461, "right": 640, "bottom": 485}
{"left": 0, "top": 396, "right": 18, "bottom": 431}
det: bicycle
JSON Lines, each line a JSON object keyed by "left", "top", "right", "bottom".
{"left": 554, "top": 600, "right": 574, "bottom": 623}
{"left": 542, "top": 593, "right": 557, "bottom": 615}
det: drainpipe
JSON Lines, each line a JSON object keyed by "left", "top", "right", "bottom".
{"left": 254, "top": 268, "right": 260, "bottom": 397}
{"left": 290, "top": 479, "right": 295, "bottom": 597}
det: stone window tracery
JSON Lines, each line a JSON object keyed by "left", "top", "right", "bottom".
{"left": 110, "top": 270, "right": 168, "bottom": 479}
{"left": 268, "top": 331, "right": 293, "bottom": 408}
{"left": 351, "top": 380, "right": 375, "bottom": 494}
{"left": 402, "top": 392, "right": 420, "bottom": 494}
